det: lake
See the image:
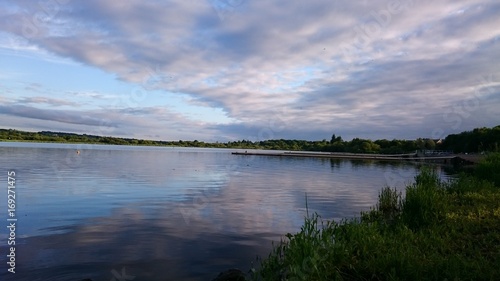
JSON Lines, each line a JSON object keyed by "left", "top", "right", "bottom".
{"left": 0, "top": 142, "right": 450, "bottom": 280}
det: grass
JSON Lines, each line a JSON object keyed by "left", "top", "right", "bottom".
{"left": 252, "top": 153, "right": 500, "bottom": 280}
{"left": 475, "top": 152, "right": 500, "bottom": 187}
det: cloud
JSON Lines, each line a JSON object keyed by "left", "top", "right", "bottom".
{"left": 0, "top": 104, "right": 119, "bottom": 128}
{"left": 0, "top": 0, "right": 499, "bottom": 140}
{"left": 0, "top": 102, "right": 221, "bottom": 141}
{"left": 66, "top": 90, "right": 119, "bottom": 101}
{"left": 17, "top": 96, "right": 80, "bottom": 107}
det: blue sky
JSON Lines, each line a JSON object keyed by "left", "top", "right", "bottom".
{"left": 0, "top": 0, "right": 499, "bottom": 142}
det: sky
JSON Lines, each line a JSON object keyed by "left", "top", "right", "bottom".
{"left": 0, "top": 0, "right": 499, "bottom": 142}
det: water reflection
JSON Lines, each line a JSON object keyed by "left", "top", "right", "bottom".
{"left": 1, "top": 204, "right": 273, "bottom": 281}
{"left": 0, "top": 143, "right": 449, "bottom": 280}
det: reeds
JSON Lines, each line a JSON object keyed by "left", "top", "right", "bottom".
{"left": 253, "top": 154, "right": 500, "bottom": 280}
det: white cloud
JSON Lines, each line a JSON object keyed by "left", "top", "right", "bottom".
{"left": 0, "top": 0, "right": 498, "bottom": 140}
{"left": 17, "top": 96, "right": 80, "bottom": 107}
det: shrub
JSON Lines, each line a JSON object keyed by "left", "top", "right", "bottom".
{"left": 475, "top": 153, "right": 500, "bottom": 187}
{"left": 401, "top": 168, "right": 447, "bottom": 231}
{"left": 255, "top": 168, "right": 500, "bottom": 280}
{"left": 362, "top": 187, "right": 402, "bottom": 224}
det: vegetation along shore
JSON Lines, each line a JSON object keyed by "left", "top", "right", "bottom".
{"left": 239, "top": 153, "right": 500, "bottom": 281}
{"left": 1, "top": 125, "right": 499, "bottom": 154}
{"left": 3, "top": 126, "right": 499, "bottom": 280}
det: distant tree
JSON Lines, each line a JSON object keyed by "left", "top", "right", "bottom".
{"left": 442, "top": 125, "right": 500, "bottom": 153}
{"left": 331, "top": 134, "right": 343, "bottom": 144}
{"left": 425, "top": 139, "right": 436, "bottom": 150}
{"left": 415, "top": 138, "right": 425, "bottom": 150}
{"left": 2, "top": 125, "right": 498, "bottom": 153}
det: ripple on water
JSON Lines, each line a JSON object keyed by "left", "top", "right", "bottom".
{"left": 0, "top": 143, "right": 451, "bottom": 281}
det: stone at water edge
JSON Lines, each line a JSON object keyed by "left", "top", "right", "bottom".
{"left": 211, "top": 268, "right": 246, "bottom": 281}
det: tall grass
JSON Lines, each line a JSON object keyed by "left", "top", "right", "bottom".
{"left": 254, "top": 162, "right": 500, "bottom": 280}
{"left": 400, "top": 168, "right": 448, "bottom": 231}
{"left": 475, "top": 152, "right": 500, "bottom": 187}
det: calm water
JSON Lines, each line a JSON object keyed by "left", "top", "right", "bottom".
{"left": 0, "top": 142, "right": 450, "bottom": 280}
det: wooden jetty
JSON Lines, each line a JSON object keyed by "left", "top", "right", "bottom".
{"left": 231, "top": 151, "right": 483, "bottom": 165}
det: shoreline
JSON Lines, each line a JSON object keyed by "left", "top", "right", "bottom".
{"left": 254, "top": 160, "right": 500, "bottom": 280}
{"left": 1, "top": 139, "right": 485, "bottom": 164}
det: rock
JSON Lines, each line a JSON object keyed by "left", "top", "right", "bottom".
{"left": 211, "top": 268, "right": 246, "bottom": 281}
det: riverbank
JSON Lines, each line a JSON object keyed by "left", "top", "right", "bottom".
{"left": 3, "top": 126, "right": 498, "bottom": 155}
{"left": 250, "top": 153, "right": 500, "bottom": 280}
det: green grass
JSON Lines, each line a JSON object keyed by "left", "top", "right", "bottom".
{"left": 253, "top": 155, "right": 500, "bottom": 280}
{"left": 475, "top": 153, "right": 500, "bottom": 187}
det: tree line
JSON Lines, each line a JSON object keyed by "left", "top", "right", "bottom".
{"left": 442, "top": 126, "right": 500, "bottom": 153}
{"left": 1, "top": 125, "right": 498, "bottom": 154}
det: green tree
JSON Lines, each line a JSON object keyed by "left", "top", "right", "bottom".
{"left": 425, "top": 139, "right": 436, "bottom": 150}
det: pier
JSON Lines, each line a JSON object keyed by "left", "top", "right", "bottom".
{"left": 231, "top": 151, "right": 484, "bottom": 165}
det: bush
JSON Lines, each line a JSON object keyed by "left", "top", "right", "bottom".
{"left": 362, "top": 187, "right": 402, "bottom": 224}
{"left": 401, "top": 168, "right": 447, "bottom": 231}
{"left": 475, "top": 153, "right": 500, "bottom": 187}
{"left": 255, "top": 168, "right": 500, "bottom": 281}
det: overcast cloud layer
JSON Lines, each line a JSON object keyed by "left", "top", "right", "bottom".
{"left": 0, "top": 0, "right": 499, "bottom": 141}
